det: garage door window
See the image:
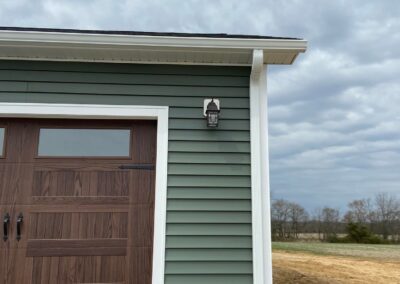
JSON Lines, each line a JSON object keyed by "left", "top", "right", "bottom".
{"left": 38, "top": 128, "right": 131, "bottom": 157}
{"left": 0, "top": 128, "right": 4, "bottom": 157}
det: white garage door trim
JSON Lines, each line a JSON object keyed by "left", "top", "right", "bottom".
{"left": 0, "top": 102, "right": 169, "bottom": 284}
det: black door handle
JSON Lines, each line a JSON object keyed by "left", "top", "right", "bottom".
{"left": 16, "top": 213, "right": 23, "bottom": 241}
{"left": 3, "top": 213, "right": 10, "bottom": 241}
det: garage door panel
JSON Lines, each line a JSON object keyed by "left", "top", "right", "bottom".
{"left": 28, "top": 212, "right": 129, "bottom": 240}
{"left": 0, "top": 249, "right": 6, "bottom": 283}
{"left": 3, "top": 248, "right": 34, "bottom": 284}
{"left": 1, "top": 120, "right": 37, "bottom": 164}
{"left": 127, "top": 247, "right": 153, "bottom": 284}
{"left": 0, "top": 164, "right": 33, "bottom": 205}
{"left": 0, "top": 118, "right": 156, "bottom": 284}
{"left": 26, "top": 239, "right": 128, "bottom": 257}
{"left": 32, "top": 170, "right": 130, "bottom": 197}
{"left": 31, "top": 196, "right": 129, "bottom": 205}
{"left": 130, "top": 170, "right": 156, "bottom": 204}
{"left": 28, "top": 254, "right": 127, "bottom": 284}
{"left": 130, "top": 204, "right": 155, "bottom": 247}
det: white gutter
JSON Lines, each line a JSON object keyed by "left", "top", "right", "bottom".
{"left": 0, "top": 30, "right": 307, "bottom": 51}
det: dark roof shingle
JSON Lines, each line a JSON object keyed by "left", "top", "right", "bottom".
{"left": 0, "top": 26, "right": 301, "bottom": 40}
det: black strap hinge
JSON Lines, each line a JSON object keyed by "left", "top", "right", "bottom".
{"left": 119, "top": 164, "right": 155, "bottom": 170}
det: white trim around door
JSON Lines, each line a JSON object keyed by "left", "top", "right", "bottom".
{"left": 0, "top": 102, "right": 169, "bottom": 284}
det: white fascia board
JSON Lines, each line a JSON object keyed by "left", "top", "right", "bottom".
{"left": 0, "top": 30, "right": 307, "bottom": 65}
{"left": 0, "top": 30, "right": 307, "bottom": 51}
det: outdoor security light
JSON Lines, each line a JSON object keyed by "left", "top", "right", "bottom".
{"left": 204, "top": 98, "right": 220, "bottom": 128}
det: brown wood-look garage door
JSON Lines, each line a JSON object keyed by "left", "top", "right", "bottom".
{"left": 0, "top": 118, "right": 156, "bottom": 284}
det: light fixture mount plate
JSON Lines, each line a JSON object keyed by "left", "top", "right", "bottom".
{"left": 203, "top": 98, "right": 220, "bottom": 117}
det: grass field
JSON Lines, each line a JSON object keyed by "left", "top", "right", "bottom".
{"left": 272, "top": 242, "right": 400, "bottom": 283}
{"left": 273, "top": 241, "right": 400, "bottom": 260}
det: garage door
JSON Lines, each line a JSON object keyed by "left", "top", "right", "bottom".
{"left": 0, "top": 118, "right": 156, "bottom": 284}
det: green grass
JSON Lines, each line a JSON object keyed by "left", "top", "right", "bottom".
{"left": 272, "top": 241, "right": 400, "bottom": 260}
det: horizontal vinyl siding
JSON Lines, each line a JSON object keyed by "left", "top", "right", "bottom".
{"left": 167, "top": 224, "right": 252, "bottom": 236}
{"left": 167, "top": 211, "right": 252, "bottom": 223}
{"left": 0, "top": 93, "right": 248, "bottom": 108}
{"left": 0, "top": 60, "right": 250, "bottom": 75}
{"left": 166, "top": 249, "right": 252, "bottom": 261}
{"left": 167, "top": 200, "right": 251, "bottom": 211}
{"left": 0, "top": 60, "right": 252, "bottom": 282}
{"left": 168, "top": 141, "right": 250, "bottom": 153}
{"left": 167, "top": 187, "right": 251, "bottom": 199}
{"left": 168, "top": 152, "right": 251, "bottom": 164}
{"left": 168, "top": 164, "right": 251, "bottom": 176}
{"left": 169, "top": 119, "right": 250, "bottom": 130}
{"left": 165, "top": 275, "right": 253, "bottom": 284}
{"left": 166, "top": 261, "right": 253, "bottom": 274}
{"left": 166, "top": 236, "right": 252, "bottom": 248}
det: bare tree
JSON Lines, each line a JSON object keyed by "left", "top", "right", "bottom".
{"left": 311, "top": 207, "right": 324, "bottom": 240}
{"left": 288, "top": 203, "right": 309, "bottom": 238}
{"left": 374, "top": 193, "right": 400, "bottom": 240}
{"left": 271, "top": 199, "right": 290, "bottom": 239}
{"left": 343, "top": 199, "right": 373, "bottom": 225}
{"left": 269, "top": 193, "right": 400, "bottom": 243}
{"left": 271, "top": 199, "right": 309, "bottom": 240}
{"left": 321, "top": 207, "right": 340, "bottom": 241}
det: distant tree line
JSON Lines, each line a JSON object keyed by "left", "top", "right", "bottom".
{"left": 271, "top": 193, "right": 400, "bottom": 243}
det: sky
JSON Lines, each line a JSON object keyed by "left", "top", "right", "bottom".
{"left": 0, "top": 0, "right": 399, "bottom": 212}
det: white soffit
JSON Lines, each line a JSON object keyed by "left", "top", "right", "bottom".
{"left": 0, "top": 30, "right": 307, "bottom": 66}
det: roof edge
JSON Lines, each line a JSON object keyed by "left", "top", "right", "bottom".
{"left": 0, "top": 26, "right": 302, "bottom": 40}
{"left": 0, "top": 28, "right": 307, "bottom": 66}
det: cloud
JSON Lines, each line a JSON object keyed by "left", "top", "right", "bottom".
{"left": 0, "top": 0, "right": 399, "bottom": 210}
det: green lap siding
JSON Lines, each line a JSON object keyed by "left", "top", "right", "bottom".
{"left": 166, "top": 236, "right": 252, "bottom": 248}
{"left": 167, "top": 211, "right": 252, "bottom": 223}
{"left": 165, "top": 275, "right": 253, "bottom": 284}
{"left": 168, "top": 152, "right": 251, "bottom": 164}
{"left": 167, "top": 187, "right": 251, "bottom": 199}
{"left": 0, "top": 60, "right": 252, "bottom": 282}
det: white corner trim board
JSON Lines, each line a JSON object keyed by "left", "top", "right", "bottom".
{"left": 0, "top": 102, "right": 169, "bottom": 284}
{"left": 250, "top": 50, "right": 273, "bottom": 284}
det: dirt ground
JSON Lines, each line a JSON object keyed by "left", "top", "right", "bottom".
{"left": 273, "top": 251, "right": 400, "bottom": 284}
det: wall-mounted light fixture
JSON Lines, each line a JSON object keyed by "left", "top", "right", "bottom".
{"left": 204, "top": 98, "right": 220, "bottom": 128}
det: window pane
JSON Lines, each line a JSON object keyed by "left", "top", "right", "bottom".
{"left": 38, "top": 128, "right": 131, "bottom": 157}
{"left": 0, "top": 128, "right": 4, "bottom": 156}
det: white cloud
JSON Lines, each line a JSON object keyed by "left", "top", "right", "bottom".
{"left": 0, "top": 0, "right": 399, "bottom": 209}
